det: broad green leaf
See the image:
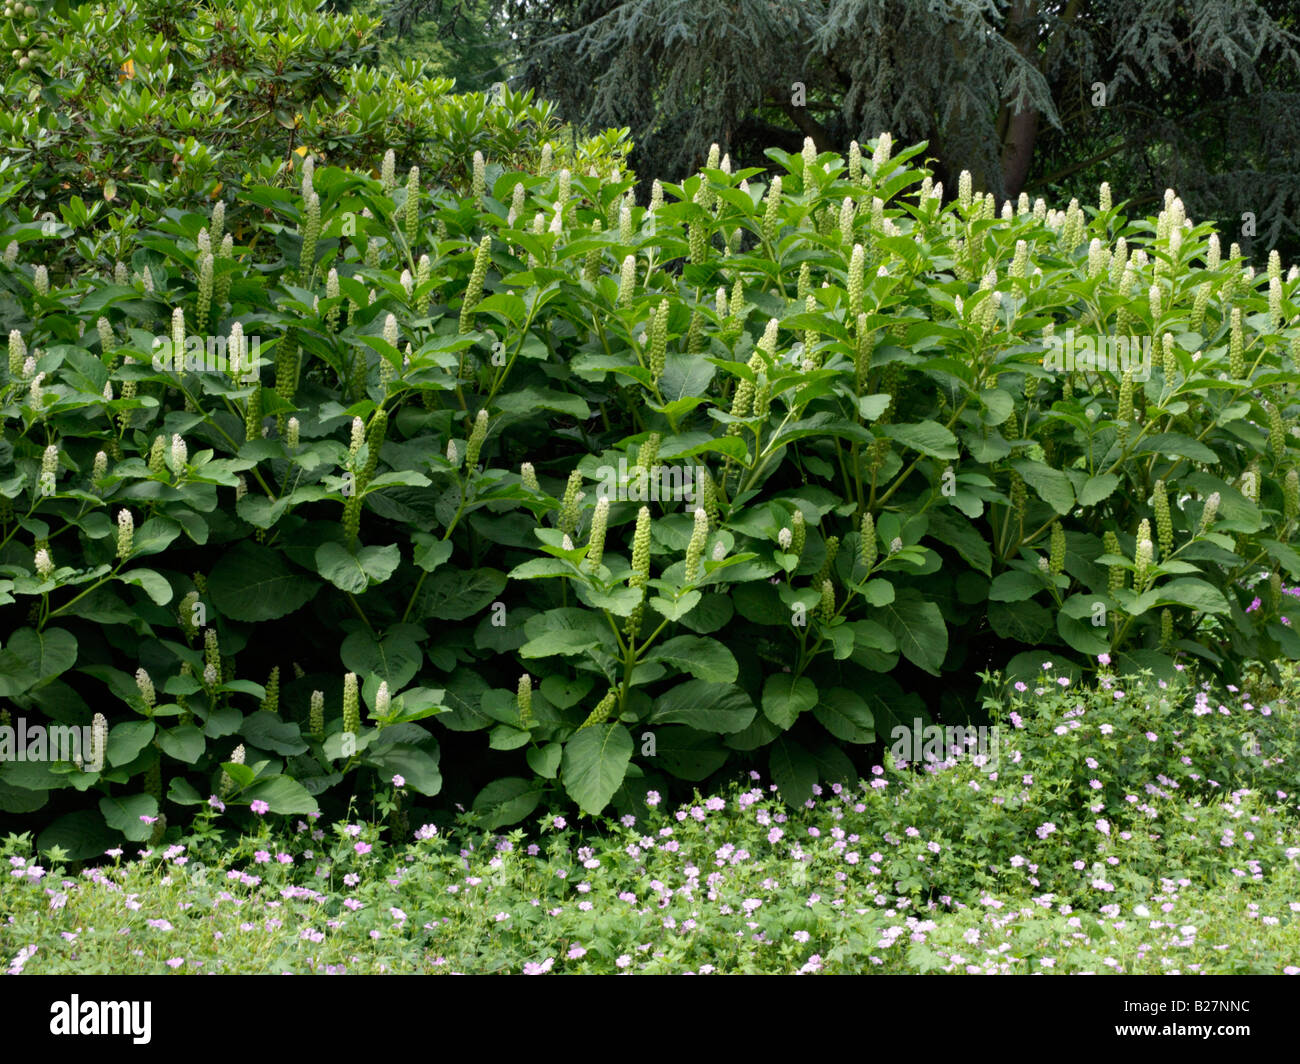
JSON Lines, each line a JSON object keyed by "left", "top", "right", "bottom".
{"left": 527, "top": 742, "right": 563, "bottom": 779}
{"left": 648, "top": 590, "right": 703, "bottom": 621}
{"left": 761, "top": 674, "right": 818, "bottom": 729}
{"left": 315, "top": 541, "right": 401, "bottom": 593}
{"left": 768, "top": 737, "right": 818, "bottom": 805}
{"left": 989, "top": 600, "right": 1054, "bottom": 642}
{"left": 881, "top": 420, "right": 960, "bottom": 460}
{"left": 106, "top": 721, "right": 155, "bottom": 767}
{"left": 988, "top": 570, "right": 1047, "bottom": 602}
{"left": 645, "top": 636, "right": 738, "bottom": 683}
{"left": 99, "top": 793, "right": 158, "bottom": 841}
{"left": 363, "top": 742, "right": 442, "bottom": 796}
{"left": 38, "top": 811, "right": 120, "bottom": 861}
{"left": 118, "top": 568, "right": 174, "bottom": 605}
{"left": 1136, "top": 433, "right": 1219, "bottom": 464}
{"left": 472, "top": 777, "right": 543, "bottom": 829}
{"left": 878, "top": 589, "right": 948, "bottom": 675}
{"left": 925, "top": 507, "right": 992, "bottom": 576}
{"left": 1011, "top": 460, "right": 1074, "bottom": 515}
{"left": 562, "top": 723, "right": 633, "bottom": 814}
{"left": 209, "top": 542, "right": 318, "bottom": 621}
{"left": 415, "top": 568, "right": 507, "bottom": 620}
{"left": 520, "top": 629, "right": 603, "bottom": 658}
{"left": 339, "top": 627, "right": 423, "bottom": 690}
{"left": 812, "top": 688, "right": 875, "bottom": 744}
{"left": 240, "top": 712, "right": 309, "bottom": 756}
{"left": 653, "top": 726, "right": 730, "bottom": 780}
{"left": 412, "top": 535, "right": 454, "bottom": 573}
{"left": 157, "top": 724, "right": 206, "bottom": 764}
{"left": 1077, "top": 473, "right": 1121, "bottom": 508}
{"left": 1056, "top": 610, "right": 1110, "bottom": 655}
{"left": 0, "top": 628, "right": 77, "bottom": 696}
{"left": 241, "top": 774, "right": 321, "bottom": 815}
{"left": 1261, "top": 539, "right": 1300, "bottom": 580}
{"left": 649, "top": 680, "right": 755, "bottom": 733}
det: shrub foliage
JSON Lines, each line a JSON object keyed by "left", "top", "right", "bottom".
{"left": 3, "top": 3, "right": 1300, "bottom": 855}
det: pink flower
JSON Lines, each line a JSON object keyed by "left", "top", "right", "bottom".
{"left": 1097, "top": 653, "right": 1111, "bottom": 665}
{"left": 250, "top": 800, "right": 270, "bottom": 815}
{"left": 391, "top": 775, "right": 405, "bottom": 787}
{"left": 354, "top": 842, "right": 372, "bottom": 855}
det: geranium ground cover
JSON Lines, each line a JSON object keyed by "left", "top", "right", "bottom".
{"left": 3, "top": 0, "right": 1300, "bottom": 907}
{"left": 3, "top": 664, "right": 1299, "bottom": 974}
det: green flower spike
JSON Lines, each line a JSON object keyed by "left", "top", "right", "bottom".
{"left": 860, "top": 513, "right": 876, "bottom": 570}
{"left": 459, "top": 235, "right": 492, "bottom": 335}
{"left": 116, "top": 508, "right": 134, "bottom": 559}
{"left": 262, "top": 666, "right": 280, "bottom": 715}
{"left": 472, "top": 150, "right": 485, "bottom": 208}
{"left": 1229, "top": 308, "right": 1244, "bottom": 379}
{"left": 818, "top": 579, "right": 835, "bottom": 622}
{"left": 1049, "top": 522, "right": 1066, "bottom": 574}
{"left": 684, "top": 505, "right": 708, "bottom": 583}
{"left": 761, "top": 176, "right": 782, "bottom": 246}
{"left": 791, "top": 509, "right": 806, "bottom": 557}
{"left": 587, "top": 495, "right": 609, "bottom": 570}
{"left": 1153, "top": 481, "right": 1173, "bottom": 558}
{"left": 618, "top": 254, "right": 636, "bottom": 307}
{"left": 517, "top": 674, "right": 533, "bottom": 728}
{"left": 342, "top": 672, "right": 360, "bottom": 735}
{"left": 847, "top": 242, "right": 868, "bottom": 318}
{"left": 578, "top": 690, "right": 618, "bottom": 730}
{"left": 558, "top": 469, "right": 583, "bottom": 536}
{"left": 465, "top": 409, "right": 489, "bottom": 471}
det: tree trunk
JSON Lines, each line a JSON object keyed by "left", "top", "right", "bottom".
{"left": 998, "top": 0, "right": 1041, "bottom": 198}
{"left": 1000, "top": 105, "right": 1039, "bottom": 198}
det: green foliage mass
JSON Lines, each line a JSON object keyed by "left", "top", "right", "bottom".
{"left": 4, "top": 0, "right": 1300, "bottom": 855}
{"left": 0, "top": 0, "right": 626, "bottom": 275}
{"left": 511, "top": 0, "right": 1300, "bottom": 262}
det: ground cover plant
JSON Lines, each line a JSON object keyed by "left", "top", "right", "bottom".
{"left": 3, "top": 665, "right": 1299, "bottom": 974}
{"left": 4, "top": 0, "right": 1300, "bottom": 863}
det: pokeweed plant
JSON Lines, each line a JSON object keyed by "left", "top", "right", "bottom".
{"left": 3, "top": 19, "right": 1300, "bottom": 851}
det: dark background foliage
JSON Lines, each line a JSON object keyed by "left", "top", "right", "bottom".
{"left": 380, "top": 0, "right": 1300, "bottom": 264}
